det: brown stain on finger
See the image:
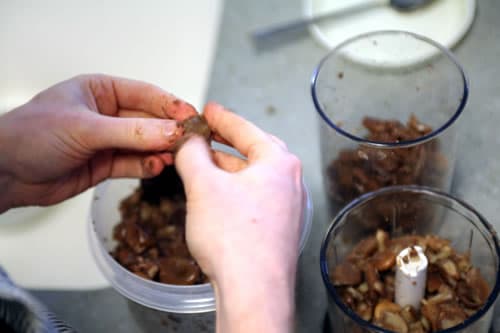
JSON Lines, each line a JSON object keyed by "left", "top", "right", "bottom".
{"left": 141, "top": 157, "right": 157, "bottom": 177}
{"left": 134, "top": 123, "right": 145, "bottom": 138}
{"left": 161, "top": 94, "right": 197, "bottom": 121}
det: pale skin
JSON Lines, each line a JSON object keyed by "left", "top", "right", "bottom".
{"left": 177, "top": 103, "right": 303, "bottom": 333}
{"left": 0, "top": 75, "right": 304, "bottom": 333}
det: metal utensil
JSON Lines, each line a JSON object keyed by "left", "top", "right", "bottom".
{"left": 251, "top": 0, "right": 435, "bottom": 42}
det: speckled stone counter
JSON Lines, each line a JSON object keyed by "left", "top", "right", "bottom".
{"left": 33, "top": 1, "right": 500, "bottom": 331}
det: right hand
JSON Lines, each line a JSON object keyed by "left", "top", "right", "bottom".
{"left": 175, "top": 102, "right": 304, "bottom": 333}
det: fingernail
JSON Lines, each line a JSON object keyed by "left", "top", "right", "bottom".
{"left": 142, "top": 157, "right": 156, "bottom": 177}
{"left": 171, "top": 134, "right": 193, "bottom": 153}
{"left": 165, "top": 122, "right": 179, "bottom": 137}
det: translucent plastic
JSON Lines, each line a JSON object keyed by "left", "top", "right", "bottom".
{"left": 320, "top": 186, "right": 500, "bottom": 332}
{"left": 89, "top": 178, "right": 313, "bottom": 313}
{"left": 311, "top": 31, "right": 468, "bottom": 216}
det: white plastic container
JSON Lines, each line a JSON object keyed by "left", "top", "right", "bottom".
{"left": 89, "top": 178, "right": 313, "bottom": 314}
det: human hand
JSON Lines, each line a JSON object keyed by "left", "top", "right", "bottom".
{"left": 175, "top": 103, "right": 304, "bottom": 333}
{"left": 0, "top": 74, "right": 196, "bottom": 212}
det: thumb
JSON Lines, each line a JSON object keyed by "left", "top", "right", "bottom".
{"left": 84, "top": 115, "right": 181, "bottom": 151}
{"left": 175, "top": 136, "right": 216, "bottom": 191}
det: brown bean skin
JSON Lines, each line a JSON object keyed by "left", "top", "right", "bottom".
{"left": 333, "top": 230, "right": 490, "bottom": 332}
{"left": 332, "top": 261, "right": 362, "bottom": 286}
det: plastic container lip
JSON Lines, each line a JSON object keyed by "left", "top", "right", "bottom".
{"left": 89, "top": 178, "right": 313, "bottom": 314}
{"left": 311, "top": 30, "right": 469, "bottom": 149}
{"left": 319, "top": 185, "right": 500, "bottom": 333}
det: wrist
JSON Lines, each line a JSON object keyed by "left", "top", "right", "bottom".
{"left": 0, "top": 173, "right": 14, "bottom": 213}
{"left": 213, "top": 260, "right": 297, "bottom": 333}
{"left": 0, "top": 115, "right": 16, "bottom": 212}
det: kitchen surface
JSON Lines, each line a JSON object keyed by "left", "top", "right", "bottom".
{"left": 1, "top": 0, "right": 500, "bottom": 332}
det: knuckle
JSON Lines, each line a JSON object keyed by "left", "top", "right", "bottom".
{"left": 72, "top": 73, "right": 90, "bottom": 82}
{"left": 247, "top": 140, "right": 269, "bottom": 158}
{"left": 285, "top": 153, "right": 302, "bottom": 170}
{"left": 282, "top": 153, "right": 303, "bottom": 177}
{"left": 78, "top": 73, "right": 105, "bottom": 87}
{"left": 270, "top": 134, "right": 288, "bottom": 150}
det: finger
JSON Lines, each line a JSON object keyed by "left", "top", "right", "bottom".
{"left": 109, "top": 154, "right": 168, "bottom": 179}
{"left": 156, "top": 152, "right": 174, "bottom": 165}
{"left": 212, "top": 150, "right": 248, "bottom": 172}
{"left": 175, "top": 136, "right": 216, "bottom": 191}
{"left": 84, "top": 115, "right": 182, "bottom": 151}
{"left": 117, "top": 109, "right": 157, "bottom": 119}
{"left": 84, "top": 74, "right": 198, "bottom": 120}
{"left": 104, "top": 154, "right": 163, "bottom": 179}
{"left": 89, "top": 151, "right": 171, "bottom": 185}
{"left": 203, "top": 102, "right": 278, "bottom": 161}
{"left": 211, "top": 132, "right": 232, "bottom": 146}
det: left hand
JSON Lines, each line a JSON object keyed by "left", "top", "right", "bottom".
{"left": 0, "top": 74, "right": 197, "bottom": 211}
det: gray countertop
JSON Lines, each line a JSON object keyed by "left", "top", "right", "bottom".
{"left": 33, "top": 0, "right": 500, "bottom": 332}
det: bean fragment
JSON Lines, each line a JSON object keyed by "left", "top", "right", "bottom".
{"left": 172, "top": 115, "right": 212, "bottom": 151}
{"left": 331, "top": 230, "right": 490, "bottom": 332}
{"left": 112, "top": 166, "right": 208, "bottom": 285}
{"left": 372, "top": 249, "right": 396, "bottom": 271}
{"left": 327, "top": 116, "right": 446, "bottom": 204}
{"left": 332, "top": 261, "right": 362, "bottom": 286}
